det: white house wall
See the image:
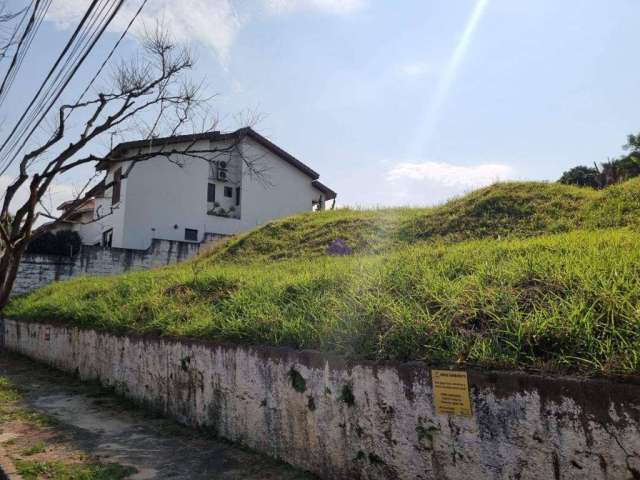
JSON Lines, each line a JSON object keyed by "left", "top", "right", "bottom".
{"left": 89, "top": 162, "right": 131, "bottom": 247}
{"left": 81, "top": 137, "right": 327, "bottom": 250}
{"left": 70, "top": 211, "right": 102, "bottom": 245}
{"left": 240, "top": 137, "right": 322, "bottom": 228}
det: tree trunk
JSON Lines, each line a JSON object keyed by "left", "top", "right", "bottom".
{"left": 0, "top": 249, "right": 23, "bottom": 311}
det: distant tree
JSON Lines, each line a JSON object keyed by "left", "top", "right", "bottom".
{"left": 624, "top": 133, "right": 640, "bottom": 154}
{"left": 599, "top": 160, "right": 621, "bottom": 186}
{"left": 559, "top": 165, "right": 601, "bottom": 188}
{"left": 560, "top": 131, "right": 640, "bottom": 188}
{"left": 611, "top": 155, "right": 640, "bottom": 182}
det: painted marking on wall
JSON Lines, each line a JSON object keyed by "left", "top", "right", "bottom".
{"left": 432, "top": 369, "right": 472, "bottom": 416}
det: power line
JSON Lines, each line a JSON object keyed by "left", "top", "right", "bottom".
{"left": 0, "top": 0, "right": 50, "bottom": 106}
{"left": 0, "top": 0, "right": 150, "bottom": 177}
{"left": 0, "top": 0, "right": 129, "bottom": 176}
{"left": 0, "top": 0, "right": 105, "bottom": 173}
{"left": 9, "top": 1, "right": 122, "bottom": 158}
{"left": 1, "top": 3, "right": 32, "bottom": 60}
{"left": 0, "top": 0, "right": 95, "bottom": 171}
{"left": 0, "top": 0, "right": 45, "bottom": 105}
{"left": 0, "top": 0, "right": 113, "bottom": 158}
{"left": 0, "top": 0, "right": 53, "bottom": 109}
{"left": 72, "top": 0, "right": 149, "bottom": 111}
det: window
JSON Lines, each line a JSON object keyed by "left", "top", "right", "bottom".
{"left": 185, "top": 228, "right": 198, "bottom": 241}
{"left": 224, "top": 186, "right": 233, "bottom": 198}
{"left": 235, "top": 187, "right": 241, "bottom": 206}
{"left": 102, "top": 229, "right": 113, "bottom": 247}
{"left": 208, "top": 161, "right": 216, "bottom": 179}
{"left": 111, "top": 167, "right": 122, "bottom": 205}
{"left": 207, "top": 183, "right": 216, "bottom": 213}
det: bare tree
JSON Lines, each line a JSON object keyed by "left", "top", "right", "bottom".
{"left": 0, "top": 28, "right": 262, "bottom": 309}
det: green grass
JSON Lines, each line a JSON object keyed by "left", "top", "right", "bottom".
{"left": 205, "top": 179, "right": 640, "bottom": 261}
{"left": 22, "top": 442, "right": 46, "bottom": 456}
{"left": 15, "top": 459, "right": 136, "bottom": 480}
{"left": 0, "top": 376, "right": 57, "bottom": 427}
{"left": 7, "top": 180, "right": 640, "bottom": 375}
{"left": 0, "top": 377, "right": 20, "bottom": 403}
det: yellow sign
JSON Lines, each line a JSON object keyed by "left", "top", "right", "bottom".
{"left": 431, "top": 369, "right": 472, "bottom": 417}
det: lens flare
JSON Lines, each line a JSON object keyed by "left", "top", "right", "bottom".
{"left": 408, "top": 0, "right": 490, "bottom": 158}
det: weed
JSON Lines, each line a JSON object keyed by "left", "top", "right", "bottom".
{"left": 22, "top": 442, "right": 45, "bottom": 456}
{"left": 368, "top": 453, "right": 386, "bottom": 465}
{"left": 416, "top": 424, "right": 440, "bottom": 444}
{"left": 339, "top": 385, "right": 355, "bottom": 407}
{"left": 288, "top": 368, "right": 306, "bottom": 393}
{"left": 15, "top": 459, "right": 136, "bottom": 480}
{"left": 0, "top": 377, "right": 20, "bottom": 402}
{"left": 307, "top": 396, "right": 316, "bottom": 411}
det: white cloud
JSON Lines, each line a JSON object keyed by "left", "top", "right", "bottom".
{"left": 387, "top": 161, "right": 515, "bottom": 188}
{"left": 47, "top": 0, "right": 365, "bottom": 65}
{"left": 327, "top": 160, "right": 516, "bottom": 209}
{"left": 264, "top": 0, "right": 366, "bottom": 15}
{"left": 47, "top": 0, "right": 242, "bottom": 64}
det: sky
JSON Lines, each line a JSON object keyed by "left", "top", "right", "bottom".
{"left": 2, "top": 0, "right": 640, "bottom": 209}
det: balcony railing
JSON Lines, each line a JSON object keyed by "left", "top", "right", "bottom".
{"left": 207, "top": 202, "right": 240, "bottom": 219}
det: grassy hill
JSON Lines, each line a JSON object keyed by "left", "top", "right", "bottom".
{"left": 7, "top": 180, "right": 640, "bottom": 375}
{"left": 207, "top": 179, "right": 640, "bottom": 261}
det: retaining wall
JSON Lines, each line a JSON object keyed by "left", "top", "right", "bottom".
{"left": 13, "top": 236, "right": 225, "bottom": 296}
{"left": 3, "top": 318, "right": 640, "bottom": 480}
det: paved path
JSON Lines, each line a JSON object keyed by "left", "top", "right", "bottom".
{"left": 0, "top": 352, "right": 316, "bottom": 480}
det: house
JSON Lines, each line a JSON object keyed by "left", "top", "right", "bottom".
{"left": 64, "top": 128, "right": 336, "bottom": 250}
{"left": 54, "top": 197, "right": 103, "bottom": 244}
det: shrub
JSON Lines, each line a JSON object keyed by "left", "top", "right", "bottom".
{"left": 27, "top": 230, "right": 82, "bottom": 257}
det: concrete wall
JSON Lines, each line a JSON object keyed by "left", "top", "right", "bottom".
{"left": 95, "top": 136, "right": 328, "bottom": 250}
{"left": 12, "top": 238, "right": 221, "bottom": 296}
{"left": 3, "top": 318, "right": 640, "bottom": 480}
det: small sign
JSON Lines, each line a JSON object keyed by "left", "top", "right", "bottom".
{"left": 431, "top": 369, "right": 472, "bottom": 417}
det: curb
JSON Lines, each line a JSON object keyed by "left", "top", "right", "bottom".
{"left": 0, "top": 448, "right": 22, "bottom": 480}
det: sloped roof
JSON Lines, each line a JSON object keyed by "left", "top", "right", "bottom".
{"left": 56, "top": 197, "right": 96, "bottom": 213}
{"left": 311, "top": 180, "right": 337, "bottom": 200}
{"left": 99, "top": 128, "right": 321, "bottom": 179}
{"left": 98, "top": 128, "right": 336, "bottom": 200}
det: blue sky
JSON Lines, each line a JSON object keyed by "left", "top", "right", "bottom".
{"left": 3, "top": 0, "right": 640, "bottom": 208}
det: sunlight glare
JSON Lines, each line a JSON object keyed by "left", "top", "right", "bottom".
{"left": 408, "top": 0, "right": 490, "bottom": 158}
